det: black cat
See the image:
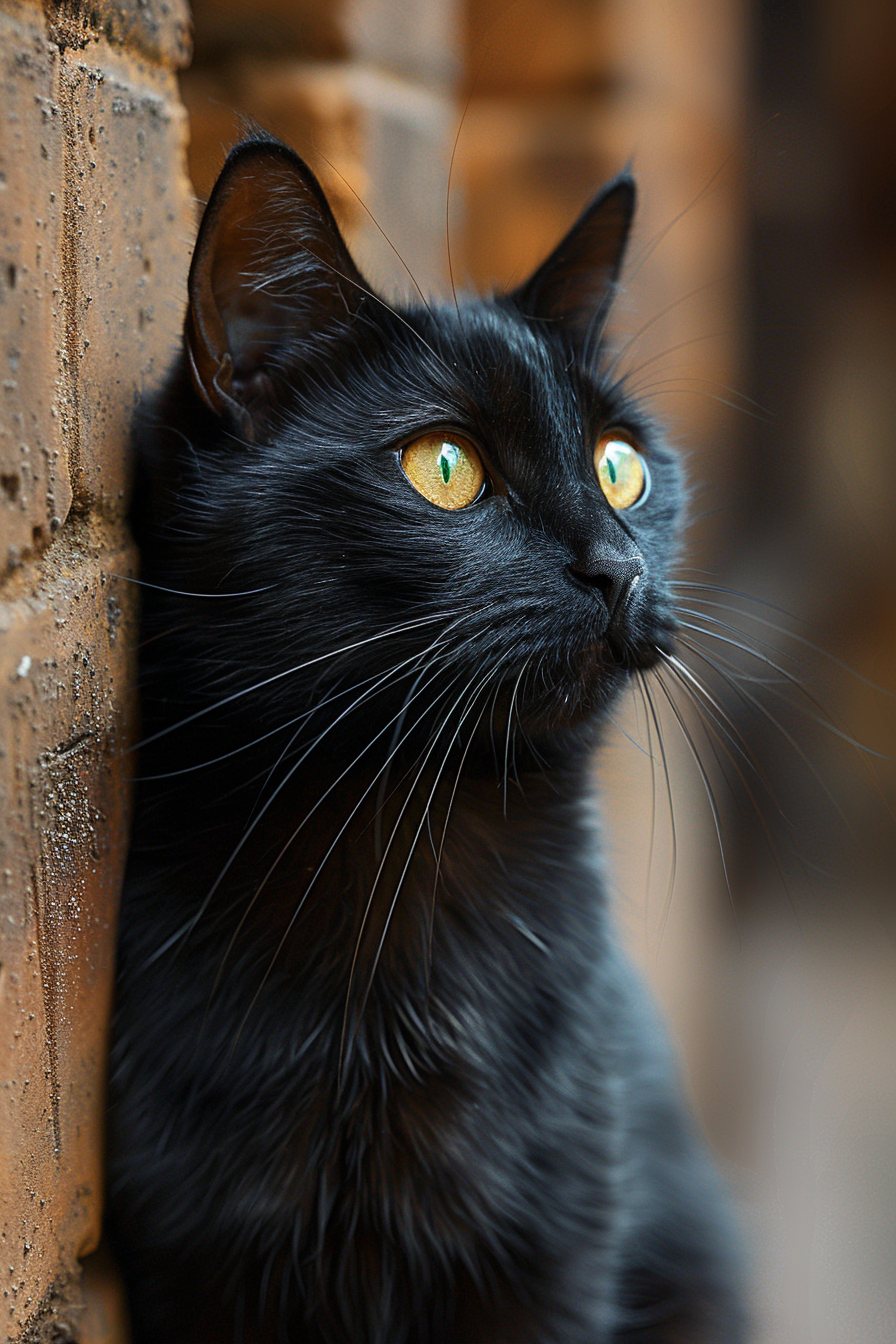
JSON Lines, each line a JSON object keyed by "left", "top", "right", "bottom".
{"left": 107, "top": 135, "right": 748, "bottom": 1343}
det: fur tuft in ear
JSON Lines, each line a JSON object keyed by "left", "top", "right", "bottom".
{"left": 509, "top": 173, "right": 635, "bottom": 365}
{"left": 186, "top": 136, "right": 368, "bottom": 439}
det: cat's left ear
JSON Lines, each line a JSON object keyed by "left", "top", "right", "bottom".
{"left": 509, "top": 173, "right": 635, "bottom": 362}
{"left": 186, "top": 136, "right": 367, "bottom": 439}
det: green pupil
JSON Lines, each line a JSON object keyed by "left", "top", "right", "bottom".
{"left": 438, "top": 443, "right": 459, "bottom": 484}
{"left": 606, "top": 456, "right": 617, "bottom": 484}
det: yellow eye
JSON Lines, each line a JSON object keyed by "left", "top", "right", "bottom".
{"left": 594, "top": 433, "right": 649, "bottom": 510}
{"left": 400, "top": 433, "right": 485, "bottom": 510}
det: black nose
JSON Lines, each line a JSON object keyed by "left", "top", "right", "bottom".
{"left": 567, "top": 551, "right": 645, "bottom": 620}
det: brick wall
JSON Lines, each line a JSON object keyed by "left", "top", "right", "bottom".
{"left": 0, "top": 1, "right": 193, "bottom": 1337}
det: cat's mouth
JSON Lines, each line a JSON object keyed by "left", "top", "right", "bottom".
{"left": 582, "top": 607, "right": 676, "bottom": 701}
{"left": 503, "top": 621, "right": 673, "bottom": 735}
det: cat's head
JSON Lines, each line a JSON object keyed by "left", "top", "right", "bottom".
{"left": 142, "top": 136, "right": 682, "bottom": 759}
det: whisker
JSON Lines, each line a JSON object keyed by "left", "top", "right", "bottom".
{"left": 625, "top": 150, "right": 736, "bottom": 282}
{"left": 606, "top": 276, "right": 719, "bottom": 379}
{"left": 427, "top": 698, "right": 489, "bottom": 974}
{"left": 634, "top": 674, "right": 659, "bottom": 947}
{"left": 613, "top": 330, "right": 736, "bottom": 393}
{"left": 311, "top": 148, "right": 434, "bottom": 316}
{"left": 133, "top": 612, "right": 450, "bottom": 751}
{"left": 660, "top": 651, "right": 789, "bottom": 818}
{"left": 672, "top": 588, "right": 894, "bottom": 696}
{"left": 676, "top": 616, "right": 887, "bottom": 758}
{"left": 503, "top": 658, "right": 529, "bottom": 815}
{"left": 216, "top": 654, "right": 476, "bottom": 1043}
{"left": 148, "top": 629, "right": 467, "bottom": 970}
{"left": 652, "top": 669, "right": 740, "bottom": 939}
{"left": 638, "top": 674, "right": 678, "bottom": 956}
{"left": 677, "top": 633, "right": 856, "bottom": 833}
{"left": 111, "top": 574, "right": 276, "bottom": 598}
{"left": 341, "top": 656, "right": 510, "bottom": 1074}
{"left": 264, "top": 237, "right": 461, "bottom": 387}
{"left": 358, "top": 668, "right": 502, "bottom": 1017}
{"left": 138, "top": 671, "right": 390, "bottom": 781}
{"left": 658, "top": 652, "right": 805, "bottom": 927}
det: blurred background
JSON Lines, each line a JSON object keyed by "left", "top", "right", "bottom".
{"left": 180, "top": 2, "right": 895, "bottom": 1339}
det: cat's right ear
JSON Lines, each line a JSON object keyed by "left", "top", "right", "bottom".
{"left": 186, "top": 137, "right": 367, "bottom": 439}
{"left": 509, "top": 173, "right": 635, "bottom": 365}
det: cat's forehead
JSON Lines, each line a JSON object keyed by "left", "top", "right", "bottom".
{"left": 414, "top": 299, "right": 612, "bottom": 471}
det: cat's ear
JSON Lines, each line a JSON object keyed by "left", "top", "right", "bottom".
{"left": 509, "top": 173, "right": 635, "bottom": 361}
{"left": 186, "top": 136, "right": 367, "bottom": 439}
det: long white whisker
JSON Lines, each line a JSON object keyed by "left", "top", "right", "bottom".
{"left": 639, "top": 673, "right": 678, "bottom": 956}
{"left": 224, "top": 653, "right": 484, "bottom": 1050}
{"left": 146, "top": 627, "right": 470, "bottom": 969}
{"left": 134, "top": 611, "right": 451, "bottom": 751}
{"left": 340, "top": 657, "right": 509, "bottom": 1072}
{"left": 653, "top": 669, "right": 739, "bottom": 937}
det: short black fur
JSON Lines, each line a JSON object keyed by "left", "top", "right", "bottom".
{"left": 108, "top": 136, "right": 748, "bottom": 1343}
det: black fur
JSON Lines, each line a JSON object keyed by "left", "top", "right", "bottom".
{"left": 108, "top": 137, "right": 748, "bottom": 1343}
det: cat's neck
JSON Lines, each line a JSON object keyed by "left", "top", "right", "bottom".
{"left": 129, "top": 728, "right": 604, "bottom": 1006}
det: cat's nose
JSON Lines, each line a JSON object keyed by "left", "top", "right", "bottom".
{"left": 566, "top": 550, "right": 645, "bottom": 622}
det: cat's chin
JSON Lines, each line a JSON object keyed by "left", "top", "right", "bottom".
{"left": 519, "top": 628, "right": 673, "bottom": 735}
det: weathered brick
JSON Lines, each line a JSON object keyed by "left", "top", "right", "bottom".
{"left": 0, "top": 536, "right": 138, "bottom": 1336}
{"left": 0, "top": 8, "right": 70, "bottom": 573}
{"left": 1, "top": 2, "right": 193, "bottom": 1336}
{"left": 45, "top": 0, "right": 191, "bottom": 71}
{"left": 56, "top": 47, "right": 194, "bottom": 514}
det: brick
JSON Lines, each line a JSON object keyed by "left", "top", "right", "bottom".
{"left": 45, "top": 0, "right": 191, "bottom": 71}
{"left": 456, "top": 96, "right": 618, "bottom": 291}
{"left": 463, "top": 0, "right": 613, "bottom": 96}
{"left": 182, "top": 60, "right": 455, "bottom": 296}
{"left": 56, "top": 47, "right": 194, "bottom": 514}
{"left": 0, "top": 536, "right": 138, "bottom": 1336}
{"left": 190, "top": 0, "right": 348, "bottom": 63}
{"left": 0, "top": 5, "right": 193, "bottom": 1336}
{"left": 189, "top": 0, "right": 456, "bottom": 84}
{"left": 182, "top": 59, "right": 367, "bottom": 228}
{"left": 0, "top": 19, "right": 194, "bottom": 565}
{"left": 0, "top": 8, "right": 70, "bottom": 574}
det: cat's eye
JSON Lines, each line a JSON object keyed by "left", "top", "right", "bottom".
{"left": 594, "top": 433, "right": 649, "bottom": 510}
{"left": 400, "top": 433, "right": 485, "bottom": 510}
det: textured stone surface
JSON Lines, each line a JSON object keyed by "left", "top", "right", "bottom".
{"left": 46, "top": 0, "right": 191, "bottom": 70}
{"left": 0, "top": 8, "right": 69, "bottom": 575}
{"left": 0, "top": 539, "right": 138, "bottom": 1335}
{"left": 56, "top": 48, "right": 192, "bottom": 512}
{"left": 0, "top": 0, "right": 193, "bottom": 1335}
